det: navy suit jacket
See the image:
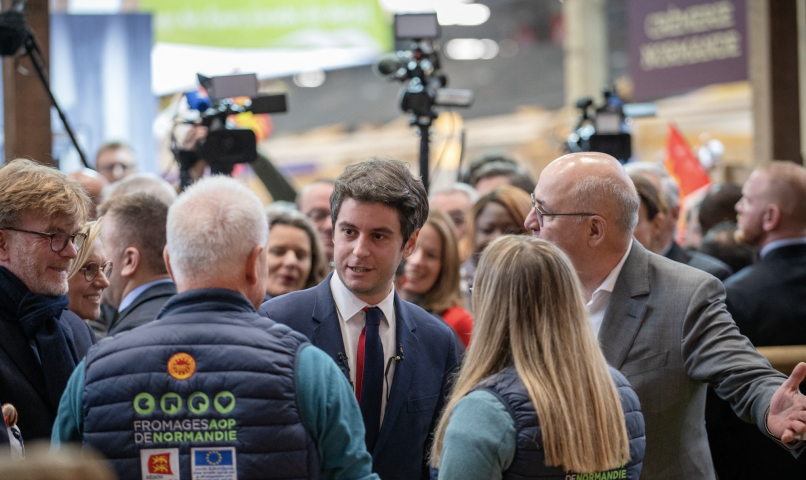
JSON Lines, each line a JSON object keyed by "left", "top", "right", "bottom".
{"left": 258, "top": 273, "right": 460, "bottom": 480}
{"left": 108, "top": 281, "right": 177, "bottom": 336}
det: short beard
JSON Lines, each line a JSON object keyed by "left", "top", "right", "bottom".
{"left": 734, "top": 226, "right": 761, "bottom": 249}
{"left": 9, "top": 241, "right": 69, "bottom": 296}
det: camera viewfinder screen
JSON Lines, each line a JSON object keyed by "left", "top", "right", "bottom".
{"left": 395, "top": 13, "right": 440, "bottom": 40}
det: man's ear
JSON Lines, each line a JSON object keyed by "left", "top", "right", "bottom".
{"left": 163, "top": 247, "right": 176, "bottom": 283}
{"left": 651, "top": 212, "right": 666, "bottom": 239}
{"left": 0, "top": 230, "right": 10, "bottom": 263}
{"left": 762, "top": 204, "right": 781, "bottom": 233}
{"left": 587, "top": 216, "right": 608, "bottom": 247}
{"left": 245, "top": 244, "right": 264, "bottom": 286}
{"left": 120, "top": 247, "right": 141, "bottom": 278}
{"left": 401, "top": 229, "right": 420, "bottom": 259}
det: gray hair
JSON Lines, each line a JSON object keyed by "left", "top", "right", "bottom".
{"left": 624, "top": 162, "right": 680, "bottom": 209}
{"left": 102, "top": 173, "right": 177, "bottom": 206}
{"left": 575, "top": 175, "right": 640, "bottom": 237}
{"left": 166, "top": 176, "right": 268, "bottom": 284}
{"left": 429, "top": 182, "right": 480, "bottom": 204}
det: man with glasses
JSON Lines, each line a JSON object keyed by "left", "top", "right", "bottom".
{"left": 99, "top": 193, "right": 175, "bottom": 337}
{"left": 0, "top": 158, "right": 97, "bottom": 441}
{"left": 298, "top": 179, "right": 336, "bottom": 266}
{"left": 525, "top": 152, "right": 806, "bottom": 480}
{"left": 95, "top": 142, "right": 136, "bottom": 184}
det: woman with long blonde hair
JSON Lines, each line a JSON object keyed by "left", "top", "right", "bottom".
{"left": 432, "top": 236, "right": 645, "bottom": 480}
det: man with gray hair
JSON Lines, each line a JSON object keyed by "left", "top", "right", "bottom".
{"left": 429, "top": 183, "right": 479, "bottom": 242}
{"left": 625, "top": 162, "right": 732, "bottom": 280}
{"left": 53, "top": 176, "right": 379, "bottom": 480}
{"left": 526, "top": 152, "right": 806, "bottom": 480}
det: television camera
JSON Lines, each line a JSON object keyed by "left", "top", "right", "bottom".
{"left": 172, "top": 73, "right": 294, "bottom": 199}
{"left": 374, "top": 13, "right": 474, "bottom": 191}
{"left": 566, "top": 87, "right": 656, "bottom": 164}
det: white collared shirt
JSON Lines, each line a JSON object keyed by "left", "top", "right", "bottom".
{"left": 118, "top": 278, "right": 174, "bottom": 312}
{"left": 759, "top": 236, "right": 806, "bottom": 259}
{"left": 587, "top": 240, "right": 633, "bottom": 335}
{"left": 330, "top": 273, "right": 397, "bottom": 426}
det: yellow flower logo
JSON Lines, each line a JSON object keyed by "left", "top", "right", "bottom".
{"left": 167, "top": 353, "right": 196, "bottom": 380}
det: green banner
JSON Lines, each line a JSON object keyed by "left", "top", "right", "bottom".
{"left": 138, "top": 0, "right": 392, "bottom": 50}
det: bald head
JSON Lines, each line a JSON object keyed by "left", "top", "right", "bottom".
{"left": 542, "top": 153, "right": 639, "bottom": 237}
{"left": 759, "top": 162, "right": 806, "bottom": 228}
{"left": 526, "top": 153, "right": 640, "bottom": 299}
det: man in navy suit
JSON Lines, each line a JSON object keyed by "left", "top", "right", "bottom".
{"left": 260, "top": 158, "right": 459, "bottom": 480}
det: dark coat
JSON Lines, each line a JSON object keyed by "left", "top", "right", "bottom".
{"left": 258, "top": 273, "right": 459, "bottom": 480}
{"left": 665, "top": 241, "right": 733, "bottom": 280}
{"left": 707, "top": 242, "right": 806, "bottom": 479}
{"left": 107, "top": 281, "right": 177, "bottom": 336}
{"left": 0, "top": 308, "right": 96, "bottom": 440}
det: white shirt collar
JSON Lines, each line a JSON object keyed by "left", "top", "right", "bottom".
{"left": 330, "top": 272, "right": 396, "bottom": 324}
{"left": 759, "top": 236, "right": 806, "bottom": 259}
{"left": 591, "top": 240, "right": 633, "bottom": 300}
{"left": 118, "top": 278, "right": 174, "bottom": 312}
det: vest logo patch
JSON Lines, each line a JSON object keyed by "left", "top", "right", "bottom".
{"left": 192, "top": 447, "right": 237, "bottom": 480}
{"left": 148, "top": 453, "right": 173, "bottom": 474}
{"left": 140, "top": 448, "right": 179, "bottom": 480}
{"left": 168, "top": 353, "right": 196, "bottom": 380}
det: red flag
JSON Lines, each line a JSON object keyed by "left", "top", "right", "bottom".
{"left": 664, "top": 124, "right": 711, "bottom": 198}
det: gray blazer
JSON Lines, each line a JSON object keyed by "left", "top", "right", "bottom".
{"left": 599, "top": 241, "right": 788, "bottom": 480}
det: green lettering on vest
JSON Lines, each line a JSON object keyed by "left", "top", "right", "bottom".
{"left": 195, "top": 432, "right": 204, "bottom": 442}
{"left": 133, "top": 393, "right": 155, "bottom": 415}
{"left": 153, "top": 432, "right": 162, "bottom": 442}
{"left": 228, "top": 430, "right": 236, "bottom": 441}
{"left": 184, "top": 432, "right": 194, "bottom": 441}
{"left": 188, "top": 392, "right": 210, "bottom": 414}
{"left": 215, "top": 431, "right": 224, "bottom": 441}
{"left": 163, "top": 432, "right": 173, "bottom": 442}
{"left": 204, "top": 431, "right": 213, "bottom": 442}
{"left": 218, "top": 419, "right": 229, "bottom": 429}
{"left": 208, "top": 420, "right": 218, "bottom": 430}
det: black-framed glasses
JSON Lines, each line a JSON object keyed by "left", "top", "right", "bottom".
{"left": 531, "top": 193, "right": 597, "bottom": 227}
{"left": 0, "top": 227, "right": 87, "bottom": 252}
{"left": 79, "top": 261, "right": 113, "bottom": 282}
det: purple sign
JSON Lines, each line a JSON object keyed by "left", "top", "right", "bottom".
{"left": 629, "top": 0, "right": 747, "bottom": 100}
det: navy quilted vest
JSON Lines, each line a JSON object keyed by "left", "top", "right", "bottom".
{"left": 82, "top": 289, "right": 319, "bottom": 480}
{"left": 478, "top": 365, "right": 645, "bottom": 480}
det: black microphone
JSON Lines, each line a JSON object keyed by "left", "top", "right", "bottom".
{"left": 396, "top": 343, "right": 404, "bottom": 362}
{"left": 0, "top": 0, "right": 29, "bottom": 57}
{"left": 373, "top": 53, "right": 404, "bottom": 77}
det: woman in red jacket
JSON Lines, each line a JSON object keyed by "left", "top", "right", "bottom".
{"left": 399, "top": 209, "right": 473, "bottom": 347}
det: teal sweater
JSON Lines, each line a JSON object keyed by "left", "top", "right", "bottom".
{"left": 52, "top": 345, "right": 379, "bottom": 480}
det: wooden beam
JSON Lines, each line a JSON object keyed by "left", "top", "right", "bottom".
{"left": 2, "top": 0, "right": 52, "bottom": 166}
{"left": 749, "top": 0, "right": 802, "bottom": 166}
{"left": 756, "top": 345, "right": 806, "bottom": 376}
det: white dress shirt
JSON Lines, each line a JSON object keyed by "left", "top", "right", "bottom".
{"left": 587, "top": 240, "right": 633, "bottom": 335}
{"left": 759, "top": 236, "right": 806, "bottom": 259}
{"left": 330, "top": 273, "right": 397, "bottom": 426}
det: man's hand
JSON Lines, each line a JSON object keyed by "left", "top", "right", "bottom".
{"left": 767, "top": 362, "right": 806, "bottom": 443}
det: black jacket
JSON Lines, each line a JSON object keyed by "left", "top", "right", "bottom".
{"left": 707, "top": 242, "right": 806, "bottom": 479}
{"left": 108, "top": 281, "right": 177, "bottom": 336}
{"left": 0, "top": 308, "right": 96, "bottom": 440}
{"left": 665, "top": 241, "right": 733, "bottom": 280}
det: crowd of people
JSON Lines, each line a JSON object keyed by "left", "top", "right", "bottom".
{"left": 1, "top": 145, "right": 806, "bottom": 480}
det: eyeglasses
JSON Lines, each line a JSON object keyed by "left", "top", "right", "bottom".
{"left": 79, "top": 261, "right": 113, "bottom": 282}
{"left": 531, "top": 193, "right": 597, "bottom": 227}
{"left": 0, "top": 227, "right": 87, "bottom": 252}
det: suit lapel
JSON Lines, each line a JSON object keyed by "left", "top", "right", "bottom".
{"left": 0, "top": 320, "right": 49, "bottom": 403}
{"left": 311, "top": 275, "right": 348, "bottom": 380}
{"left": 598, "top": 241, "right": 650, "bottom": 369}
{"left": 373, "top": 293, "right": 418, "bottom": 457}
